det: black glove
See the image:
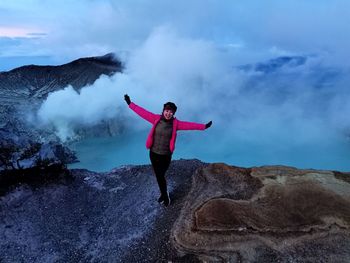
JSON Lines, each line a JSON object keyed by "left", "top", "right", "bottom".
{"left": 124, "top": 94, "right": 131, "bottom": 105}
{"left": 205, "top": 121, "right": 212, "bottom": 129}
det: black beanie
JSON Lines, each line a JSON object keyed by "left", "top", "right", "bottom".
{"left": 163, "top": 102, "right": 177, "bottom": 113}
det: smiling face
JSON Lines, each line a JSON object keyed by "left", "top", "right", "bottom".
{"left": 163, "top": 109, "right": 174, "bottom": 120}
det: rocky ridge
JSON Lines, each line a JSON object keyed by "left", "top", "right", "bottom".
{"left": 0, "top": 53, "right": 122, "bottom": 103}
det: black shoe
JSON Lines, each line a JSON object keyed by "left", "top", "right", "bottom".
{"left": 158, "top": 195, "right": 164, "bottom": 203}
{"left": 163, "top": 192, "right": 171, "bottom": 207}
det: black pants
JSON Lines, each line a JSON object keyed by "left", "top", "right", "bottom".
{"left": 149, "top": 151, "right": 172, "bottom": 197}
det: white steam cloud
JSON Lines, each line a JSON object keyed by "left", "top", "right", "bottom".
{"left": 37, "top": 25, "right": 350, "bottom": 147}
{"left": 37, "top": 74, "right": 127, "bottom": 139}
{"left": 37, "top": 26, "right": 240, "bottom": 140}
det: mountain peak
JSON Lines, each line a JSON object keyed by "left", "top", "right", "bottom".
{"left": 0, "top": 53, "right": 123, "bottom": 101}
{"left": 239, "top": 55, "right": 307, "bottom": 74}
{"left": 5, "top": 53, "right": 122, "bottom": 74}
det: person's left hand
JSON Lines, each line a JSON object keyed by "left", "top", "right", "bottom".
{"left": 124, "top": 94, "right": 131, "bottom": 105}
{"left": 205, "top": 121, "right": 212, "bottom": 129}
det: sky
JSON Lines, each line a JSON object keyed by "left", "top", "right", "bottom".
{"left": 1, "top": 0, "right": 350, "bottom": 71}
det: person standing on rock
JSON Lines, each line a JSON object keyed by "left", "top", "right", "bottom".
{"left": 124, "top": 94, "right": 212, "bottom": 207}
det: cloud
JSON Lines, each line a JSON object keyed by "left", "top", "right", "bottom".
{"left": 1, "top": 0, "right": 350, "bottom": 67}
{"left": 37, "top": 26, "right": 233, "bottom": 140}
{"left": 0, "top": 26, "right": 44, "bottom": 38}
{"left": 36, "top": 25, "right": 350, "bottom": 146}
{"left": 125, "top": 26, "right": 238, "bottom": 107}
{"left": 37, "top": 73, "right": 128, "bottom": 140}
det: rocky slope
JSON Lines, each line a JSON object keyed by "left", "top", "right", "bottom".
{"left": 0, "top": 53, "right": 122, "bottom": 102}
{"left": 0, "top": 53, "right": 122, "bottom": 171}
{"left": 0, "top": 52, "right": 122, "bottom": 130}
{"left": 1, "top": 161, "right": 349, "bottom": 262}
{"left": 1, "top": 53, "right": 122, "bottom": 122}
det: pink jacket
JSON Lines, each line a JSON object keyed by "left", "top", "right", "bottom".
{"left": 129, "top": 102, "right": 206, "bottom": 153}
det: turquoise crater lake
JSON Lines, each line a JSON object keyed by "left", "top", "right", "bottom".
{"left": 68, "top": 129, "right": 350, "bottom": 173}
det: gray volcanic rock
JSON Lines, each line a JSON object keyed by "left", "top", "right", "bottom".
{"left": 2, "top": 160, "right": 350, "bottom": 262}
{"left": 238, "top": 56, "right": 307, "bottom": 74}
{"left": 172, "top": 163, "right": 350, "bottom": 262}
{"left": 0, "top": 53, "right": 122, "bottom": 129}
{"left": 0, "top": 119, "right": 76, "bottom": 171}
{"left": 0, "top": 159, "right": 206, "bottom": 262}
{"left": 0, "top": 53, "right": 122, "bottom": 101}
{"left": 0, "top": 53, "right": 122, "bottom": 170}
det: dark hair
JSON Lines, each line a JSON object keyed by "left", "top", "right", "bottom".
{"left": 163, "top": 102, "right": 177, "bottom": 113}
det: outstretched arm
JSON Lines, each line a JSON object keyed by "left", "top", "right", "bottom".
{"left": 124, "top": 94, "right": 158, "bottom": 124}
{"left": 177, "top": 120, "right": 212, "bottom": 131}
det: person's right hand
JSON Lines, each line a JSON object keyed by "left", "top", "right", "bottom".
{"left": 205, "top": 121, "right": 212, "bottom": 129}
{"left": 124, "top": 94, "right": 131, "bottom": 105}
